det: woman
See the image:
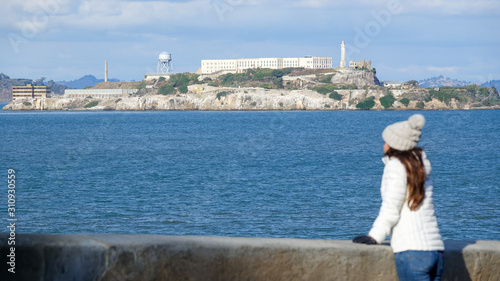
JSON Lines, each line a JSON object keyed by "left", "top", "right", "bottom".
{"left": 353, "top": 114, "right": 445, "bottom": 281}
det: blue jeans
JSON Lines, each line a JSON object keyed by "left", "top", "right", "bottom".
{"left": 395, "top": 251, "right": 444, "bottom": 281}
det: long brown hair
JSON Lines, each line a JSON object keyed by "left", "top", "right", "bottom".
{"left": 385, "top": 147, "right": 426, "bottom": 211}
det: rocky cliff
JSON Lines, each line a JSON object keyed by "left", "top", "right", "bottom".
{"left": 3, "top": 89, "right": 337, "bottom": 111}
{"left": 4, "top": 87, "right": 495, "bottom": 111}
{"left": 330, "top": 69, "right": 380, "bottom": 87}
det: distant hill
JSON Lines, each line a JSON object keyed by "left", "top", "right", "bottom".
{"left": 57, "top": 75, "right": 119, "bottom": 89}
{"left": 419, "top": 75, "right": 473, "bottom": 88}
{"left": 0, "top": 73, "right": 69, "bottom": 101}
{"left": 481, "top": 80, "right": 500, "bottom": 90}
{"left": 0, "top": 73, "right": 30, "bottom": 101}
{"left": 46, "top": 80, "right": 69, "bottom": 96}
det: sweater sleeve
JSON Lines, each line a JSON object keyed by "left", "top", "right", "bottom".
{"left": 368, "top": 159, "right": 407, "bottom": 244}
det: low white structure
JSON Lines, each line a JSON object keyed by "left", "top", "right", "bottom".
{"left": 144, "top": 74, "right": 170, "bottom": 81}
{"left": 382, "top": 81, "right": 403, "bottom": 88}
{"left": 349, "top": 59, "right": 372, "bottom": 69}
{"left": 65, "top": 89, "right": 138, "bottom": 98}
{"left": 198, "top": 56, "right": 332, "bottom": 75}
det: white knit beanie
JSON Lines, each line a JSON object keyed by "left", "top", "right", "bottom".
{"left": 382, "top": 114, "right": 426, "bottom": 151}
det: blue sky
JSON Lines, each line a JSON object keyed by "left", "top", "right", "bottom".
{"left": 1, "top": 0, "right": 499, "bottom": 83}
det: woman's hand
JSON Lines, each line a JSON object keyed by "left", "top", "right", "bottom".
{"left": 353, "top": 235, "right": 377, "bottom": 245}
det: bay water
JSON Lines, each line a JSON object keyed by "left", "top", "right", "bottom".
{"left": 1, "top": 105, "right": 498, "bottom": 241}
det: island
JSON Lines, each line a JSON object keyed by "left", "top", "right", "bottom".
{"left": 3, "top": 68, "right": 500, "bottom": 111}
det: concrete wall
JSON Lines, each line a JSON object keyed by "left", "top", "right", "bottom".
{"left": 1, "top": 234, "right": 499, "bottom": 281}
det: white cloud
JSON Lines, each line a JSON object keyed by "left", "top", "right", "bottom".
{"left": 2, "top": 0, "right": 214, "bottom": 32}
{"left": 0, "top": 0, "right": 81, "bottom": 33}
{"left": 64, "top": 0, "right": 211, "bottom": 29}
{"left": 7, "top": 0, "right": 81, "bottom": 16}
{"left": 408, "top": 0, "right": 500, "bottom": 15}
{"left": 290, "top": 0, "right": 500, "bottom": 14}
{"left": 426, "top": 66, "right": 460, "bottom": 73}
{"left": 292, "top": 0, "right": 332, "bottom": 8}
{"left": 1, "top": 0, "right": 499, "bottom": 82}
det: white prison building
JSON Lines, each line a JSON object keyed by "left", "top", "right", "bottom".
{"left": 198, "top": 56, "right": 332, "bottom": 74}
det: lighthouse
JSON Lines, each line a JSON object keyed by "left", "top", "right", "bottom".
{"left": 340, "top": 41, "right": 346, "bottom": 68}
{"left": 105, "top": 60, "right": 108, "bottom": 82}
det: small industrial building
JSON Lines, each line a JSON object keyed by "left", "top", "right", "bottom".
{"left": 198, "top": 56, "right": 333, "bottom": 75}
{"left": 12, "top": 84, "right": 50, "bottom": 101}
{"left": 64, "top": 89, "right": 138, "bottom": 98}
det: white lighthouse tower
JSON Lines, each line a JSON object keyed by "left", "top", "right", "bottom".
{"left": 340, "top": 41, "right": 346, "bottom": 68}
{"left": 157, "top": 52, "right": 173, "bottom": 74}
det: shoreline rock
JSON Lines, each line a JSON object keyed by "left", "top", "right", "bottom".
{"left": 2, "top": 87, "right": 499, "bottom": 111}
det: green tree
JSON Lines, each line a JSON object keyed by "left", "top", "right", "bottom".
{"left": 136, "top": 81, "right": 147, "bottom": 90}
{"left": 190, "top": 74, "right": 201, "bottom": 84}
{"left": 329, "top": 91, "right": 342, "bottom": 100}
{"left": 178, "top": 84, "right": 188, "bottom": 93}
{"left": 222, "top": 73, "right": 234, "bottom": 85}
{"left": 406, "top": 80, "right": 419, "bottom": 87}
{"left": 492, "top": 86, "right": 498, "bottom": 96}
{"left": 254, "top": 68, "right": 274, "bottom": 80}
{"left": 416, "top": 101, "right": 425, "bottom": 109}
{"left": 466, "top": 84, "right": 478, "bottom": 94}
{"left": 340, "top": 84, "right": 357, "bottom": 90}
{"left": 356, "top": 96, "right": 375, "bottom": 110}
{"left": 167, "top": 73, "right": 191, "bottom": 88}
{"left": 271, "top": 69, "right": 284, "bottom": 78}
{"left": 478, "top": 87, "right": 489, "bottom": 97}
{"left": 159, "top": 85, "right": 176, "bottom": 95}
{"left": 399, "top": 98, "right": 410, "bottom": 107}
{"left": 84, "top": 100, "right": 99, "bottom": 108}
{"left": 312, "top": 84, "right": 336, "bottom": 95}
{"left": 272, "top": 78, "right": 283, "bottom": 89}
{"left": 216, "top": 91, "right": 229, "bottom": 100}
{"left": 480, "top": 98, "right": 500, "bottom": 107}
{"left": 380, "top": 93, "right": 396, "bottom": 109}
{"left": 319, "top": 74, "right": 334, "bottom": 83}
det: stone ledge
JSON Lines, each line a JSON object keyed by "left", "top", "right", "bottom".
{"left": 0, "top": 234, "right": 499, "bottom": 280}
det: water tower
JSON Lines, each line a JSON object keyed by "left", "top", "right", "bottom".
{"left": 157, "top": 52, "right": 173, "bottom": 74}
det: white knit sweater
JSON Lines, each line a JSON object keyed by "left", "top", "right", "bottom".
{"left": 368, "top": 152, "right": 444, "bottom": 253}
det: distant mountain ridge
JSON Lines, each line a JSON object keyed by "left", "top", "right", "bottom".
{"left": 56, "top": 75, "right": 119, "bottom": 89}
{"left": 481, "top": 80, "right": 500, "bottom": 90}
{"left": 0, "top": 73, "right": 68, "bottom": 102}
{"left": 0, "top": 73, "right": 120, "bottom": 102}
{"left": 419, "top": 75, "right": 473, "bottom": 88}
{"left": 419, "top": 76, "right": 499, "bottom": 90}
